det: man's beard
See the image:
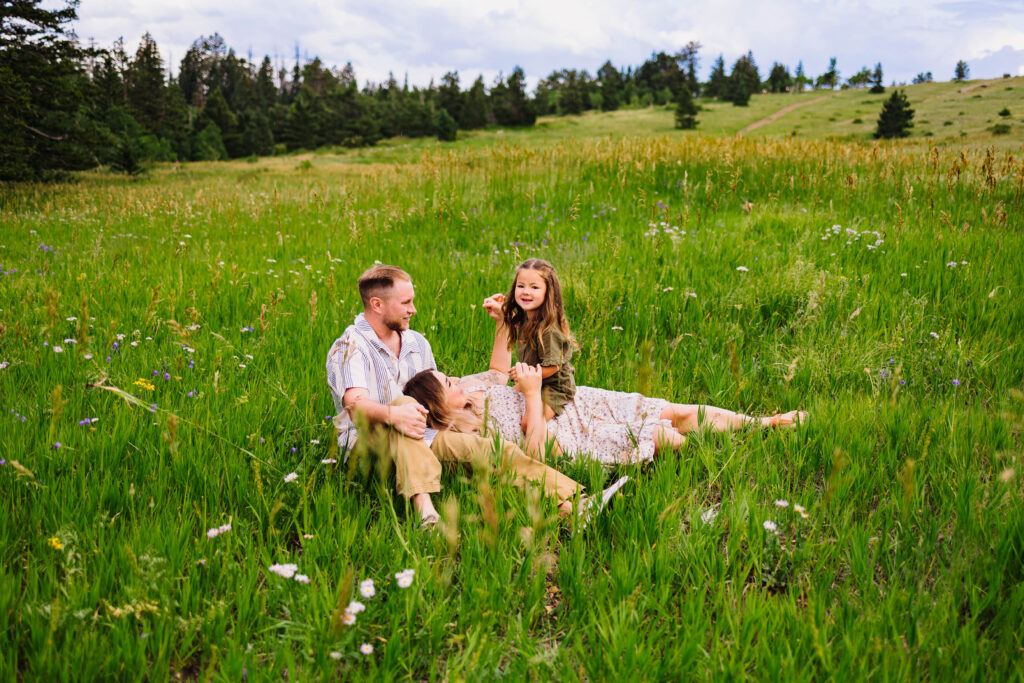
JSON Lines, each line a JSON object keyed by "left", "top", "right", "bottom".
{"left": 383, "top": 315, "right": 408, "bottom": 332}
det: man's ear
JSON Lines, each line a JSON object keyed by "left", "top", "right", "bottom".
{"left": 367, "top": 296, "right": 384, "bottom": 314}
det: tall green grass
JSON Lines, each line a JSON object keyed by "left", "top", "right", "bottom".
{"left": 1, "top": 132, "right": 1022, "bottom": 679}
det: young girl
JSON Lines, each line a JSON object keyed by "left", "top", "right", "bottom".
{"left": 501, "top": 258, "right": 576, "bottom": 421}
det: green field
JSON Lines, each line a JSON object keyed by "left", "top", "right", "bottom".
{"left": 2, "top": 87, "right": 1023, "bottom": 680}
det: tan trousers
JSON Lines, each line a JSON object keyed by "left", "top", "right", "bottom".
{"left": 382, "top": 397, "right": 582, "bottom": 503}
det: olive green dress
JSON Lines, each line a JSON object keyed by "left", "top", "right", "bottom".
{"left": 517, "top": 325, "right": 576, "bottom": 416}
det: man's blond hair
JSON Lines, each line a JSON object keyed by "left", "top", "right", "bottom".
{"left": 358, "top": 265, "right": 411, "bottom": 307}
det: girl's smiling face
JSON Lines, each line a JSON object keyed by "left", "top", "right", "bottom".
{"left": 435, "top": 371, "right": 466, "bottom": 411}
{"left": 514, "top": 268, "right": 547, "bottom": 315}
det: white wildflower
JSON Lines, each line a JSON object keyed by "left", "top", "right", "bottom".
{"left": 763, "top": 520, "right": 777, "bottom": 533}
{"left": 294, "top": 574, "right": 310, "bottom": 584}
{"left": 395, "top": 569, "right": 415, "bottom": 588}
{"left": 360, "top": 643, "right": 374, "bottom": 655}
{"left": 359, "top": 579, "right": 376, "bottom": 599}
{"left": 774, "top": 499, "right": 789, "bottom": 508}
{"left": 268, "top": 563, "right": 298, "bottom": 579}
{"left": 736, "top": 266, "right": 749, "bottom": 272}
{"left": 284, "top": 472, "right": 298, "bottom": 483}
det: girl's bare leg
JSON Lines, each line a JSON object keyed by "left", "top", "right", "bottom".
{"left": 659, "top": 403, "right": 807, "bottom": 434}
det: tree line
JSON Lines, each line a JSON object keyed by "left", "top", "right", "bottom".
{"left": 1, "top": 0, "right": 975, "bottom": 181}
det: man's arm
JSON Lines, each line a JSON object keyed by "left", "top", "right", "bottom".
{"left": 343, "top": 387, "right": 428, "bottom": 440}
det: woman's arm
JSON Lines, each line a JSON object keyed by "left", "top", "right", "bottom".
{"left": 514, "top": 363, "right": 549, "bottom": 460}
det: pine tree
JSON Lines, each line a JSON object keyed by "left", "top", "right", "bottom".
{"left": 126, "top": 33, "right": 166, "bottom": 136}
{"left": 674, "top": 83, "right": 698, "bottom": 129}
{"left": 597, "top": 60, "right": 622, "bottom": 111}
{"left": 435, "top": 108, "right": 457, "bottom": 141}
{"left": 954, "top": 60, "right": 969, "bottom": 82}
{"left": 767, "top": 63, "right": 791, "bottom": 93}
{"left": 438, "top": 71, "right": 462, "bottom": 126}
{"left": 728, "top": 52, "right": 760, "bottom": 106}
{"left": 461, "top": 76, "right": 489, "bottom": 129}
{"left": 869, "top": 63, "right": 885, "bottom": 93}
{"left": 706, "top": 55, "right": 727, "bottom": 99}
{"left": 0, "top": 0, "right": 99, "bottom": 179}
{"left": 874, "top": 89, "right": 914, "bottom": 139}
{"left": 794, "top": 61, "right": 809, "bottom": 92}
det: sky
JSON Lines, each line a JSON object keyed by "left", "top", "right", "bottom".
{"left": 67, "top": 0, "right": 1024, "bottom": 91}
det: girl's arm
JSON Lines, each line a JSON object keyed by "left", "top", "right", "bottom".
{"left": 483, "top": 293, "right": 511, "bottom": 374}
{"left": 538, "top": 365, "right": 559, "bottom": 379}
{"left": 459, "top": 294, "right": 512, "bottom": 387}
{"left": 514, "top": 363, "right": 549, "bottom": 460}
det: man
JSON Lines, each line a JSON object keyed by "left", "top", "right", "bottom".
{"left": 326, "top": 265, "right": 587, "bottom": 528}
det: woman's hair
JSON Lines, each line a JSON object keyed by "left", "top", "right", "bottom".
{"left": 501, "top": 258, "right": 573, "bottom": 352}
{"left": 403, "top": 370, "right": 481, "bottom": 433}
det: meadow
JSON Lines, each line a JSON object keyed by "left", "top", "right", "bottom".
{"left": 2, "top": 88, "right": 1024, "bottom": 680}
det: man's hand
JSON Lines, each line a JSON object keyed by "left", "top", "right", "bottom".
{"left": 512, "top": 362, "right": 543, "bottom": 397}
{"left": 482, "top": 293, "right": 505, "bottom": 322}
{"left": 388, "top": 400, "right": 429, "bottom": 439}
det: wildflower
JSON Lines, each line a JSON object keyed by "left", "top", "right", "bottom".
{"left": 294, "top": 574, "right": 310, "bottom": 584}
{"left": 359, "top": 579, "right": 376, "bottom": 599}
{"left": 341, "top": 611, "right": 356, "bottom": 626}
{"left": 700, "top": 508, "right": 717, "bottom": 526}
{"left": 83, "top": 354, "right": 93, "bottom": 360}
{"left": 946, "top": 261, "right": 957, "bottom": 268}
{"left": 736, "top": 266, "right": 749, "bottom": 272}
{"left": 63, "top": 338, "right": 77, "bottom": 344}
{"left": 662, "top": 287, "right": 674, "bottom": 292}
{"left": 284, "top": 472, "right": 298, "bottom": 483}
{"left": 134, "top": 378, "right": 155, "bottom": 391}
{"left": 53, "top": 346, "right": 63, "bottom": 353}
{"left": 395, "top": 569, "right": 415, "bottom": 588}
{"left": 360, "top": 643, "right": 374, "bottom": 655}
{"left": 268, "top": 563, "right": 298, "bottom": 579}
{"left": 53, "top": 442, "right": 61, "bottom": 450}
{"left": 347, "top": 600, "right": 366, "bottom": 614}
{"left": 794, "top": 504, "right": 809, "bottom": 519}
{"left": 329, "top": 651, "right": 343, "bottom": 660}
{"left": 774, "top": 499, "right": 789, "bottom": 508}
{"left": 763, "top": 520, "right": 777, "bottom": 533}
{"left": 206, "top": 528, "right": 221, "bottom": 539}
{"left": 0, "top": 361, "right": 8, "bottom": 370}
{"left": 321, "top": 458, "right": 337, "bottom": 464}
{"left": 951, "top": 379, "right": 960, "bottom": 387}
{"left": 900, "top": 273, "right": 908, "bottom": 277}
{"left": 929, "top": 332, "right": 940, "bottom": 339}
{"left": 48, "top": 536, "right": 63, "bottom": 550}
{"left": 149, "top": 403, "right": 157, "bottom": 413}
{"left": 218, "top": 523, "right": 231, "bottom": 534}
{"left": 611, "top": 326, "right": 623, "bottom": 331}
{"left": 309, "top": 439, "right": 319, "bottom": 445}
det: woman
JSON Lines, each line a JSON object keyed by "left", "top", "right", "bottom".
{"left": 403, "top": 294, "right": 807, "bottom": 466}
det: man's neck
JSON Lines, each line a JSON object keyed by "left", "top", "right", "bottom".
{"left": 364, "top": 313, "right": 402, "bottom": 356}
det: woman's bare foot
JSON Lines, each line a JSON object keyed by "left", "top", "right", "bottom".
{"left": 763, "top": 410, "right": 808, "bottom": 429}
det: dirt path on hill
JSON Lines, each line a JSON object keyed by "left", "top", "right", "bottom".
{"left": 920, "top": 78, "right": 1004, "bottom": 104}
{"left": 739, "top": 94, "right": 833, "bottom": 134}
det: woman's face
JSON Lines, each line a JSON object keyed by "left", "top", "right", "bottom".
{"left": 434, "top": 371, "right": 466, "bottom": 411}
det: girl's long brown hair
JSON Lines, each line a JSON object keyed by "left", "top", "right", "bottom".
{"left": 501, "top": 258, "right": 574, "bottom": 353}
{"left": 403, "top": 370, "right": 481, "bottom": 434}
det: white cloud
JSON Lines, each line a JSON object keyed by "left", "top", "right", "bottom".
{"left": 70, "top": 0, "right": 1024, "bottom": 89}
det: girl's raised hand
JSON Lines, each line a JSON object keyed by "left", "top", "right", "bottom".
{"left": 482, "top": 293, "right": 505, "bottom": 322}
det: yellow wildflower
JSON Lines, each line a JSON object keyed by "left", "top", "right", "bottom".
{"left": 134, "top": 378, "right": 155, "bottom": 391}
{"left": 48, "top": 537, "right": 63, "bottom": 550}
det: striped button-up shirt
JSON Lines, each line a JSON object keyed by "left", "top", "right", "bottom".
{"left": 326, "top": 313, "right": 437, "bottom": 450}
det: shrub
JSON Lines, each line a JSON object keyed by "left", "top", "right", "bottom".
{"left": 998, "top": 107, "right": 1011, "bottom": 117}
{"left": 990, "top": 123, "right": 1011, "bottom": 135}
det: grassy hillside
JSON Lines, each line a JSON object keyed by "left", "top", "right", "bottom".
{"left": 1, "top": 101, "right": 1022, "bottom": 679}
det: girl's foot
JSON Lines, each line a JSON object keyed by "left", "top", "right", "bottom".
{"left": 764, "top": 410, "right": 808, "bottom": 428}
